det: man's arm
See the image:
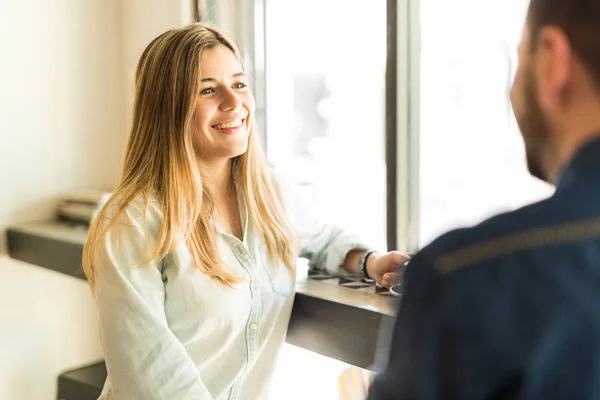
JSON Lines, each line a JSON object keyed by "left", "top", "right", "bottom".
{"left": 367, "top": 250, "right": 467, "bottom": 400}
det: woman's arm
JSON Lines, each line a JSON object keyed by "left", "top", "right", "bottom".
{"left": 273, "top": 172, "right": 372, "bottom": 274}
{"left": 342, "top": 249, "right": 410, "bottom": 288}
{"left": 275, "top": 172, "right": 410, "bottom": 287}
{"left": 93, "top": 202, "right": 213, "bottom": 400}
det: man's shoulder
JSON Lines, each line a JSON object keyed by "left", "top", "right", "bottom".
{"left": 416, "top": 193, "right": 600, "bottom": 277}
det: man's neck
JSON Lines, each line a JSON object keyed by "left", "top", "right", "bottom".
{"left": 549, "top": 102, "right": 600, "bottom": 181}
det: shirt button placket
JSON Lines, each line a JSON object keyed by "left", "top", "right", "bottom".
{"left": 236, "top": 243, "right": 260, "bottom": 370}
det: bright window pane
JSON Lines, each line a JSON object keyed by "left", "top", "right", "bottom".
{"left": 264, "top": 0, "right": 387, "bottom": 250}
{"left": 418, "top": 0, "right": 554, "bottom": 246}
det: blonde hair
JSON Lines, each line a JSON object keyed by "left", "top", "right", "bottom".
{"left": 82, "top": 23, "right": 298, "bottom": 291}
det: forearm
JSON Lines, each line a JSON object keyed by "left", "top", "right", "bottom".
{"left": 342, "top": 249, "right": 378, "bottom": 277}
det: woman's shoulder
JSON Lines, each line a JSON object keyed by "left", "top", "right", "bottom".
{"left": 266, "top": 166, "right": 313, "bottom": 220}
{"left": 98, "top": 193, "right": 164, "bottom": 235}
{"left": 267, "top": 165, "right": 296, "bottom": 197}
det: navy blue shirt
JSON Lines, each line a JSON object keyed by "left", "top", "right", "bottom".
{"left": 368, "top": 137, "right": 600, "bottom": 400}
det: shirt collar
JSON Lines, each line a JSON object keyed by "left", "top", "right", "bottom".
{"left": 555, "top": 135, "right": 600, "bottom": 192}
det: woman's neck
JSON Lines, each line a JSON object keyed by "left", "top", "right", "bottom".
{"left": 200, "top": 158, "right": 243, "bottom": 239}
{"left": 200, "top": 159, "right": 235, "bottom": 201}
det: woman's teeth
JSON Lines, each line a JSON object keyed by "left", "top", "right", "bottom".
{"left": 213, "top": 119, "right": 243, "bottom": 129}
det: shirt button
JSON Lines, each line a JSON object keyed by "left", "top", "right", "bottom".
{"left": 250, "top": 323, "right": 258, "bottom": 331}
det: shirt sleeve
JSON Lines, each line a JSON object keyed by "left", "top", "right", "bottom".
{"left": 273, "top": 171, "right": 373, "bottom": 276}
{"left": 92, "top": 200, "right": 214, "bottom": 400}
{"left": 366, "top": 250, "right": 466, "bottom": 400}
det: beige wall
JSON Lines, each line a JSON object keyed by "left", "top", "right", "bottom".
{"left": 0, "top": 0, "right": 125, "bottom": 253}
{"left": 0, "top": 256, "right": 103, "bottom": 399}
{"left": 0, "top": 0, "right": 194, "bottom": 253}
{"left": 0, "top": 1, "right": 193, "bottom": 398}
{"left": 120, "top": 0, "right": 194, "bottom": 135}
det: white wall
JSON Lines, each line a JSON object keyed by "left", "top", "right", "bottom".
{"left": 0, "top": 1, "right": 192, "bottom": 398}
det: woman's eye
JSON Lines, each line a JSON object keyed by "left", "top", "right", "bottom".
{"left": 200, "top": 87, "right": 215, "bottom": 95}
{"left": 233, "top": 82, "right": 247, "bottom": 89}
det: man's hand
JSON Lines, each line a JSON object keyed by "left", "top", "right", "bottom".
{"left": 367, "top": 251, "right": 412, "bottom": 289}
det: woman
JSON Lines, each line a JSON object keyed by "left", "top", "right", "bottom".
{"left": 83, "top": 23, "right": 409, "bottom": 400}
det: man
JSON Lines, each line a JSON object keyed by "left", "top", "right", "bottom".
{"left": 368, "top": 0, "right": 600, "bottom": 399}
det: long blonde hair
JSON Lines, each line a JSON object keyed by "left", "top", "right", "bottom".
{"left": 83, "top": 23, "right": 298, "bottom": 291}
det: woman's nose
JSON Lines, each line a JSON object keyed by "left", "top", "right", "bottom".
{"left": 219, "top": 88, "right": 242, "bottom": 112}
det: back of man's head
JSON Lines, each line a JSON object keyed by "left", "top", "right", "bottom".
{"left": 510, "top": 0, "right": 600, "bottom": 183}
{"left": 528, "top": 0, "right": 600, "bottom": 94}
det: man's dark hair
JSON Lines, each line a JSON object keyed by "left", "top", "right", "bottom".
{"left": 528, "top": 0, "right": 600, "bottom": 91}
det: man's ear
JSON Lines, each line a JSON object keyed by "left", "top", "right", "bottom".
{"left": 534, "top": 26, "right": 572, "bottom": 110}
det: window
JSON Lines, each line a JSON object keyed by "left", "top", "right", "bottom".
{"left": 264, "top": 0, "right": 388, "bottom": 250}
{"left": 261, "top": 2, "right": 388, "bottom": 397}
{"left": 417, "top": 0, "right": 553, "bottom": 246}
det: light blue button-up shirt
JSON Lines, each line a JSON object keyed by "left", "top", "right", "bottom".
{"left": 94, "top": 174, "right": 370, "bottom": 399}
